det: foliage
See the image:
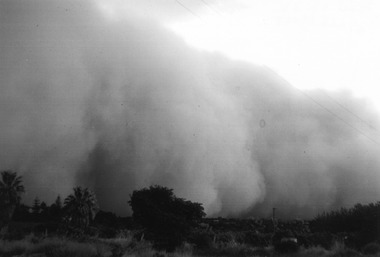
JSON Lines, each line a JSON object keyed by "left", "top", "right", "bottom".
{"left": 0, "top": 171, "right": 25, "bottom": 228}
{"left": 328, "top": 242, "right": 362, "bottom": 257}
{"left": 362, "top": 242, "right": 380, "bottom": 255}
{"left": 12, "top": 204, "right": 32, "bottom": 222}
{"left": 274, "top": 240, "right": 299, "bottom": 254}
{"left": 310, "top": 201, "right": 380, "bottom": 248}
{"left": 32, "top": 197, "right": 41, "bottom": 214}
{"left": 240, "top": 231, "right": 272, "bottom": 247}
{"left": 300, "top": 246, "right": 330, "bottom": 257}
{"left": 272, "top": 230, "right": 299, "bottom": 253}
{"left": 129, "top": 185, "right": 205, "bottom": 251}
{"left": 14, "top": 194, "right": 64, "bottom": 224}
{"left": 63, "top": 187, "right": 99, "bottom": 231}
{"left": 188, "top": 230, "right": 215, "bottom": 250}
{"left": 49, "top": 195, "right": 63, "bottom": 221}
{"left": 94, "top": 210, "right": 119, "bottom": 228}
{"left": 54, "top": 195, "right": 62, "bottom": 209}
{"left": 194, "top": 241, "right": 260, "bottom": 257}
{"left": 0, "top": 171, "right": 24, "bottom": 205}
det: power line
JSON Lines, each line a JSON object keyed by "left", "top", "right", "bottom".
{"left": 295, "top": 88, "right": 380, "bottom": 146}
{"left": 172, "top": 0, "right": 379, "bottom": 147}
{"left": 322, "top": 92, "right": 377, "bottom": 131}
{"left": 200, "top": 0, "right": 225, "bottom": 17}
{"left": 175, "top": 0, "right": 203, "bottom": 20}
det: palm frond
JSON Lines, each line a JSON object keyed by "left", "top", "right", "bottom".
{"left": 64, "top": 186, "right": 99, "bottom": 229}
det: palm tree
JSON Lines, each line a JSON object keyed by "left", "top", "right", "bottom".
{"left": 64, "top": 187, "right": 99, "bottom": 230}
{"left": 0, "top": 170, "right": 25, "bottom": 227}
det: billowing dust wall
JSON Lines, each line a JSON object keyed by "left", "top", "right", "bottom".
{"left": 1, "top": 0, "right": 379, "bottom": 218}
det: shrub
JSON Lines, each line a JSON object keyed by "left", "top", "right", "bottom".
{"left": 95, "top": 243, "right": 111, "bottom": 257}
{"left": 299, "top": 246, "right": 329, "bottom": 257}
{"left": 328, "top": 242, "right": 361, "bottom": 257}
{"left": 307, "top": 232, "right": 335, "bottom": 249}
{"left": 274, "top": 240, "right": 299, "bottom": 254}
{"left": 329, "top": 248, "right": 361, "bottom": 257}
{"left": 0, "top": 239, "right": 30, "bottom": 257}
{"left": 272, "top": 229, "right": 299, "bottom": 254}
{"left": 199, "top": 242, "right": 257, "bottom": 257}
{"left": 310, "top": 201, "right": 380, "bottom": 247}
{"left": 189, "top": 230, "right": 214, "bottom": 250}
{"left": 97, "top": 226, "right": 118, "bottom": 238}
{"left": 43, "top": 243, "right": 96, "bottom": 257}
{"left": 251, "top": 247, "right": 271, "bottom": 257}
{"left": 145, "top": 230, "right": 184, "bottom": 252}
{"left": 241, "top": 231, "right": 271, "bottom": 247}
{"left": 362, "top": 242, "right": 380, "bottom": 255}
{"left": 129, "top": 185, "right": 205, "bottom": 251}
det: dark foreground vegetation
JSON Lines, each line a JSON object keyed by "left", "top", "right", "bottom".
{"left": 1, "top": 170, "right": 379, "bottom": 256}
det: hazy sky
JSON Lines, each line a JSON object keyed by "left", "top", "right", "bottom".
{"left": 1, "top": 0, "right": 379, "bottom": 218}
{"left": 98, "top": 0, "right": 380, "bottom": 109}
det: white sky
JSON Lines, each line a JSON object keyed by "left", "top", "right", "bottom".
{"left": 98, "top": 0, "right": 380, "bottom": 111}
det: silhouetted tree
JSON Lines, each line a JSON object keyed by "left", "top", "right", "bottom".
{"left": 39, "top": 201, "right": 49, "bottom": 220}
{"left": 13, "top": 204, "right": 32, "bottom": 222}
{"left": 49, "top": 195, "right": 63, "bottom": 221}
{"left": 94, "top": 210, "right": 119, "bottom": 228}
{"left": 54, "top": 195, "right": 62, "bottom": 209}
{"left": 129, "top": 185, "right": 205, "bottom": 251}
{"left": 0, "top": 170, "right": 25, "bottom": 228}
{"left": 32, "top": 197, "right": 41, "bottom": 214}
{"left": 64, "top": 187, "right": 99, "bottom": 230}
{"left": 310, "top": 201, "right": 380, "bottom": 248}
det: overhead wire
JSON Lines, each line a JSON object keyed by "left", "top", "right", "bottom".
{"left": 295, "top": 88, "right": 380, "bottom": 146}
{"left": 174, "top": 0, "right": 203, "bottom": 20}
{"left": 200, "top": 0, "right": 225, "bottom": 17}
{"left": 322, "top": 91, "right": 377, "bottom": 131}
{"left": 172, "top": 0, "right": 380, "bottom": 147}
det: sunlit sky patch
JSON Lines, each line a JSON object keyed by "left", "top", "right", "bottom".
{"left": 97, "top": 0, "right": 380, "bottom": 111}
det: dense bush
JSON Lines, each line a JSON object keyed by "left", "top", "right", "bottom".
{"left": 240, "top": 231, "right": 271, "bottom": 247}
{"left": 272, "top": 230, "right": 299, "bottom": 253}
{"left": 129, "top": 185, "right": 205, "bottom": 251}
{"left": 329, "top": 243, "right": 361, "bottom": 257}
{"left": 306, "top": 232, "right": 336, "bottom": 249}
{"left": 94, "top": 210, "right": 119, "bottom": 228}
{"left": 189, "top": 230, "right": 214, "bottom": 250}
{"left": 215, "top": 231, "right": 236, "bottom": 245}
{"left": 274, "top": 239, "right": 299, "bottom": 254}
{"left": 195, "top": 242, "right": 258, "bottom": 257}
{"left": 0, "top": 171, "right": 25, "bottom": 229}
{"left": 96, "top": 225, "right": 118, "bottom": 238}
{"left": 362, "top": 242, "right": 380, "bottom": 255}
{"left": 310, "top": 201, "right": 380, "bottom": 248}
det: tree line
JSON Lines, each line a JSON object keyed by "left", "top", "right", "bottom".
{"left": 310, "top": 202, "right": 380, "bottom": 247}
{"left": 1, "top": 170, "right": 379, "bottom": 251}
{"left": 0, "top": 170, "right": 205, "bottom": 250}
{"left": 0, "top": 170, "right": 100, "bottom": 232}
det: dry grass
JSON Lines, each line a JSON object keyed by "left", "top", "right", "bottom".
{"left": 1, "top": 235, "right": 379, "bottom": 257}
{"left": 0, "top": 237, "right": 98, "bottom": 257}
{"left": 276, "top": 242, "right": 378, "bottom": 257}
{"left": 0, "top": 238, "right": 32, "bottom": 256}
